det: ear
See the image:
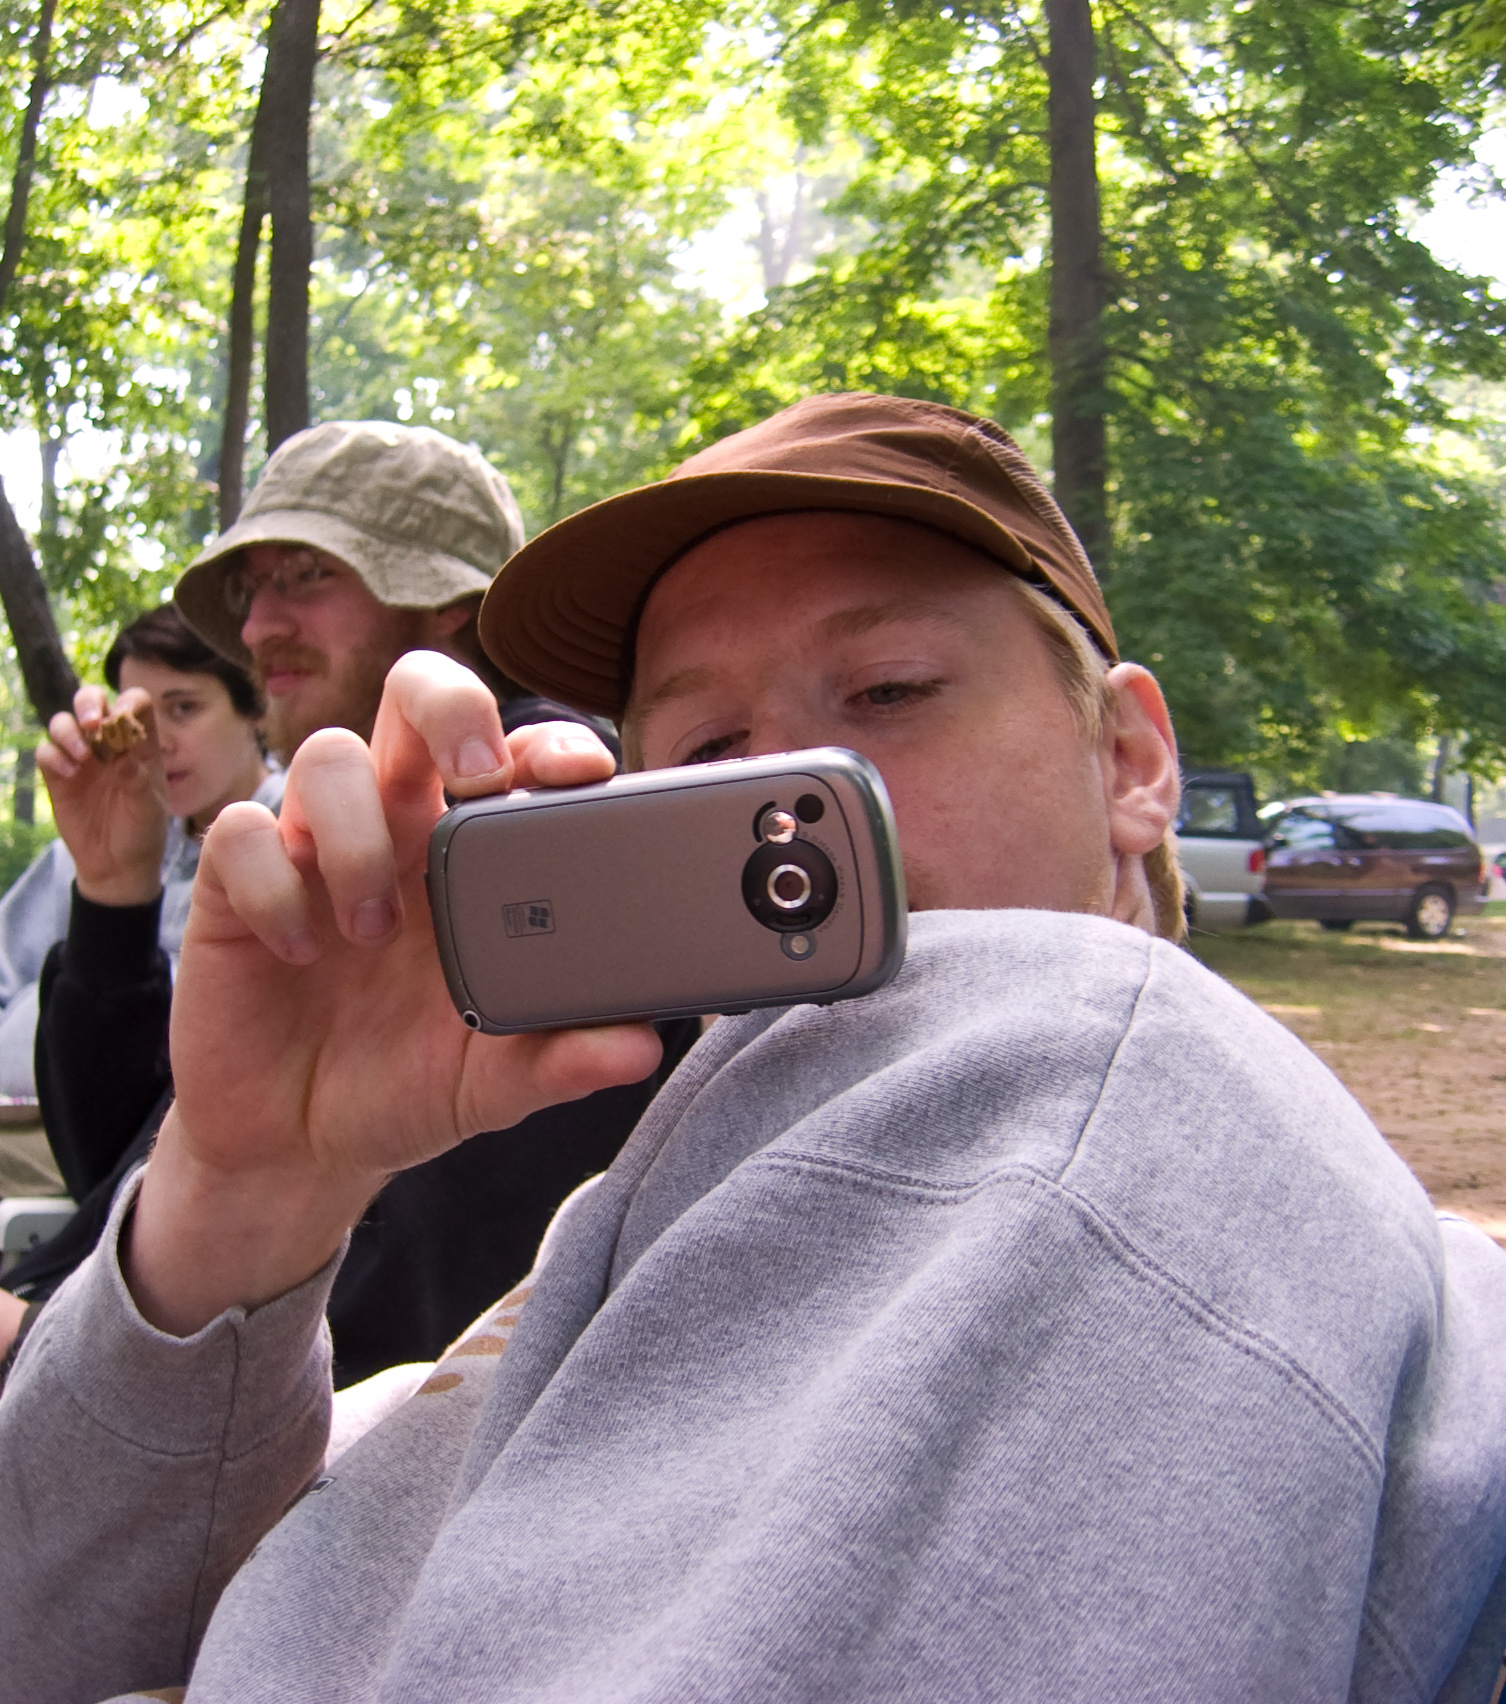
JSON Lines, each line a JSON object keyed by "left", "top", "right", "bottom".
{"left": 1103, "top": 663, "right": 1180, "bottom": 857}
{"left": 426, "top": 600, "right": 474, "bottom": 642}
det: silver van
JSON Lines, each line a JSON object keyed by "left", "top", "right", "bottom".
{"left": 1177, "top": 770, "right": 1270, "bottom": 931}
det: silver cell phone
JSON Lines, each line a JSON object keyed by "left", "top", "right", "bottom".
{"left": 427, "top": 746, "right": 907, "bottom": 1034}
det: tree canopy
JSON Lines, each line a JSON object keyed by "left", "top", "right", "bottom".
{"left": 0, "top": 0, "right": 1502, "bottom": 806}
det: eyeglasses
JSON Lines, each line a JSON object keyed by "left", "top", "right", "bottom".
{"left": 222, "top": 550, "right": 340, "bottom": 620}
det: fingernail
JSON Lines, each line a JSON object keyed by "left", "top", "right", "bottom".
{"left": 352, "top": 898, "right": 396, "bottom": 941}
{"left": 553, "top": 731, "right": 599, "bottom": 755}
{"left": 455, "top": 738, "right": 503, "bottom": 778}
{"left": 285, "top": 929, "right": 319, "bottom": 964}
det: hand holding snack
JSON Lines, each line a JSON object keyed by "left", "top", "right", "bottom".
{"left": 37, "top": 683, "right": 170, "bottom": 907}
{"left": 83, "top": 699, "right": 154, "bottom": 765}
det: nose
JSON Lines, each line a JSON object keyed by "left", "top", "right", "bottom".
{"left": 745, "top": 708, "right": 818, "bottom": 760}
{"left": 238, "top": 583, "right": 298, "bottom": 649}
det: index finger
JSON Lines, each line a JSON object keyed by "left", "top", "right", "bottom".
{"left": 72, "top": 683, "right": 111, "bottom": 734}
{"left": 365, "top": 652, "right": 619, "bottom": 864}
{"left": 369, "top": 649, "right": 513, "bottom": 806}
{"left": 44, "top": 711, "right": 90, "bottom": 770}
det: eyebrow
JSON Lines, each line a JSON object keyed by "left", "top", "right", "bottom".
{"left": 815, "top": 600, "right": 977, "bottom": 642}
{"left": 632, "top": 666, "right": 717, "bottom": 724}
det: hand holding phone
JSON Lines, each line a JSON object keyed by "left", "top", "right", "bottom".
{"left": 428, "top": 747, "right": 907, "bottom": 1033}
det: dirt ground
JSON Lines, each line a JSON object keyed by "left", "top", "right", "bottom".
{"left": 1193, "top": 914, "right": 1506, "bottom": 1243}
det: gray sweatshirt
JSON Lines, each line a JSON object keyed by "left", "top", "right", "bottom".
{"left": 4, "top": 909, "right": 1506, "bottom": 1703}
{"left": 0, "top": 770, "right": 286, "bottom": 1099}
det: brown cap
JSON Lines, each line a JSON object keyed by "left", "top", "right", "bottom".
{"left": 480, "top": 392, "right": 1115, "bottom": 718}
{"left": 176, "top": 421, "right": 525, "bottom": 667}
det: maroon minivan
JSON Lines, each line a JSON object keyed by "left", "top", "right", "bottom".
{"left": 1263, "top": 795, "right": 1487, "bottom": 938}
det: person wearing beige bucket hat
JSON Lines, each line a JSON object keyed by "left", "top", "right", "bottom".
{"left": 174, "top": 419, "right": 582, "bottom": 762}
{"left": 0, "top": 420, "right": 692, "bottom": 1390}
{"left": 9, "top": 393, "right": 1506, "bottom": 1703}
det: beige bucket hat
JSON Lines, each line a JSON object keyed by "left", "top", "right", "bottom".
{"left": 176, "top": 421, "right": 526, "bottom": 666}
{"left": 480, "top": 392, "right": 1114, "bottom": 719}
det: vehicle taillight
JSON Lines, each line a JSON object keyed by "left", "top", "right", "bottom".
{"left": 1247, "top": 848, "right": 1265, "bottom": 875}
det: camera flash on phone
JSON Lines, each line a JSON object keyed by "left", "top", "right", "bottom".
{"left": 759, "top": 808, "right": 798, "bottom": 845}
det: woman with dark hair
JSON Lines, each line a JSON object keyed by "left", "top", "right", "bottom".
{"left": 0, "top": 603, "right": 282, "bottom": 1102}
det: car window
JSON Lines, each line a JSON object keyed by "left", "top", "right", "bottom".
{"left": 1273, "top": 812, "right": 1338, "bottom": 850}
{"left": 1177, "top": 787, "right": 1241, "bottom": 836}
{"left": 1335, "top": 807, "right": 1474, "bottom": 851}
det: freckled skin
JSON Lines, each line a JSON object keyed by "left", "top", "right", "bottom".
{"left": 631, "top": 512, "right": 1178, "bottom": 920}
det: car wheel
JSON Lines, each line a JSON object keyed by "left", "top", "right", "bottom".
{"left": 1319, "top": 919, "right": 1353, "bottom": 932}
{"left": 1406, "top": 885, "right": 1455, "bottom": 940}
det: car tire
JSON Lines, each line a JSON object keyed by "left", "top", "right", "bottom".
{"left": 1319, "top": 919, "right": 1353, "bottom": 932}
{"left": 1406, "top": 885, "right": 1455, "bottom": 940}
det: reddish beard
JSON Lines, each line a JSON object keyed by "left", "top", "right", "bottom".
{"left": 253, "top": 638, "right": 390, "bottom": 761}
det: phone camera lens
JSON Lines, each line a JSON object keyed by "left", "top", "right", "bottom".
{"left": 742, "top": 839, "right": 837, "bottom": 933}
{"left": 768, "top": 863, "right": 812, "bottom": 909}
{"left": 795, "top": 793, "right": 825, "bottom": 824}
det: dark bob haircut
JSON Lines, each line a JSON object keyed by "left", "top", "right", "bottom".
{"left": 105, "top": 603, "right": 264, "bottom": 721}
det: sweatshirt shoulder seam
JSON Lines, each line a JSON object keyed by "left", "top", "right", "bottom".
{"left": 752, "top": 1149, "right": 1385, "bottom": 1477}
{"left": 1061, "top": 931, "right": 1157, "bottom": 1174}
{"left": 1355, "top": 1594, "right": 1429, "bottom": 1701}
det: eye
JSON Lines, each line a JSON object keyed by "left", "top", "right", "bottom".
{"left": 850, "top": 678, "right": 944, "bottom": 711}
{"left": 681, "top": 732, "right": 741, "bottom": 766}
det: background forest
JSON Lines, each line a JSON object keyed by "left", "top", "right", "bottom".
{"left": 0, "top": 0, "right": 1503, "bottom": 881}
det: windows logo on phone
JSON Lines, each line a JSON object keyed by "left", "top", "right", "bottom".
{"left": 503, "top": 900, "right": 555, "bottom": 938}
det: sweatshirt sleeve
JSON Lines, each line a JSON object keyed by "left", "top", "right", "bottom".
{"left": 0, "top": 1173, "right": 342, "bottom": 1704}
{"left": 35, "top": 886, "right": 172, "bottom": 1201}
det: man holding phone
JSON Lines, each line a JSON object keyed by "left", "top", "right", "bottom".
{"left": 4, "top": 394, "right": 1506, "bottom": 1702}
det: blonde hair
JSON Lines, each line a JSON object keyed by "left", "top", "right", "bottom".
{"left": 619, "top": 565, "right": 1185, "bottom": 942}
{"left": 1011, "top": 578, "right": 1185, "bottom": 942}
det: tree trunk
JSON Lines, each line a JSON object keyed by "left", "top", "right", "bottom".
{"left": 755, "top": 163, "right": 808, "bottom": 293}
{"left": 541, "top": 412, "right": 572, "bottom": 525}
{"left": 14, "top": 748, "right": 35, "bottom": 825}
{"left": 1045, "top": 0, "right": 1109, "bottom": 570}
{"left": 38, "top": 425, "right": 61, "bottom": 545}
{"left": 218, "top": 112, "right": 271, "bottom": 526}
{"left": 260, "top": 0, "right": 319, "bottom": 452}
{"left": 1431, "top": 734, "right": 1452, "bottom": 802}
{"left": 0, "top": 0, "right": 55, "bottom": 316}
{"left": 0, "top": 0, "right": 76, "bottom": 726}
{"left": 0, "top": 480, "right": 76, "bottom": 724}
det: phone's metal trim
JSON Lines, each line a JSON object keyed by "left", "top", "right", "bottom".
{"left": 427, "top": 747, "right": 908, "bottom": 1034}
